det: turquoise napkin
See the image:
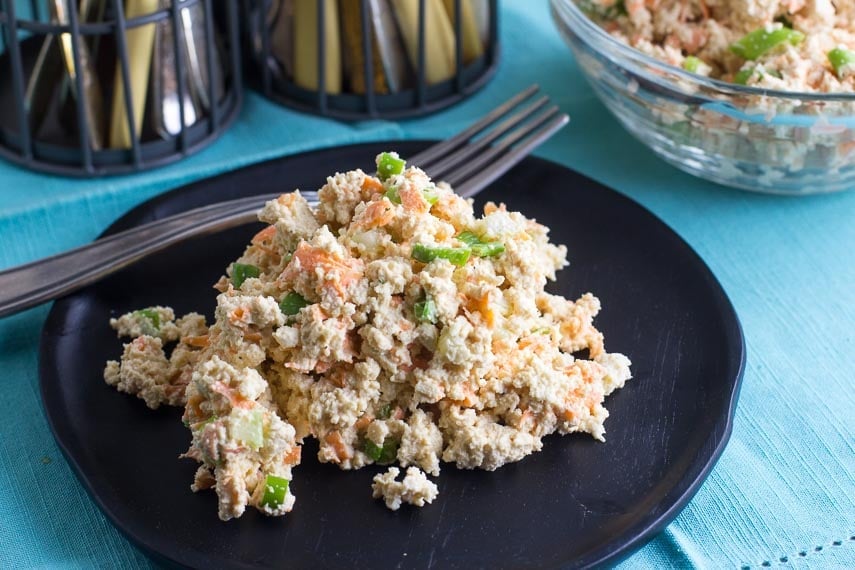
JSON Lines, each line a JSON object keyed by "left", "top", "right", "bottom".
{"left": 0, "top": 1, "right": 852, "bottom": 568}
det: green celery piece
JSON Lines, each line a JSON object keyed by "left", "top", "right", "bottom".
{"left": 377, "top": 152, "right": 406, "bottom": 180}
{"left": 378, "top": 439, "right": 399, "bottom": 464}
{"left": 683, "top": 56, "right": 702, "bottom": 73}
{"left": 422, "top": 186, "right": 439, "bottom": 205}
{"left": 231, "top": 263, "right": 260, "bottom": 288}
{"left": 261, "top": 475, "right": 290, "bottom": 508}
{"left": 734, "top": 68, "right": 755, "bottom": 85}
{"left": 363, "top": 439, "right": 383, "bottom": 461}
{"left": 363, "top": 438, "right": 399, "bottom": 465}
{"left": 471, "top": 242, "right": 505, "bottom": 257}
{"left": 456, "top": 231, "right": 481, "bottom": 246}
{"left": 411, "top": 243, "right": 470, "bottom": 266}
{"left": 828, "top": 48, "right": 855, "bottom": 77}
{"left": 280, "top": 292, "right": 309, "bottom": 316}
{"left": 384, "top": 186, "right": 401, "bottom": 204}
{"left": 232, "top": 409, "right": 264, "bottom": 450}
{"left": 729, "top": 27, "right": 804, "bottom": 60}
{"left": 455, "top": 231, "right": 505, "bottom": 257}
{"left": 578, "top": 0, "right": 626, "bottom": 19}
{"left": 414, "top": 297, "right": 437, "bottom": 323}
{"left": 133, "top": 308, "right": 161, "bottom": 332}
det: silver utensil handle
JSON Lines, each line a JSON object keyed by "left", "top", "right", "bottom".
{"left": 0, "top": 195, "right": 296, "bottom": 319}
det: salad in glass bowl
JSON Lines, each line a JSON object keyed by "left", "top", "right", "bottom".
{"left": 551, "top": 0, "right": 855, "bottom": 194}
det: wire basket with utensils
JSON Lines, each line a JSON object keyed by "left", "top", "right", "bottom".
{"left": 0, "top": 0, "right": 241, "bottom": 176}
{"left": 244, "top": 0, "right": 499, "bottom": 119}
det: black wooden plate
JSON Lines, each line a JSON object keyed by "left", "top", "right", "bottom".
{"left": 39, "top": 141, "right": 745, "bottom": 568}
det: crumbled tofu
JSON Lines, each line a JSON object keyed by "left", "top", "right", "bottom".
{"left": 579, "top": 0, "right": 855, "bottom": 93}
{"left": 104, "top": 153, "right": 632, "bottom": 520}
{"left": 372, "top": 466, "right": 438, "bottom": 510}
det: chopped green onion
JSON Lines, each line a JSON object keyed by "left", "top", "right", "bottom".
{"left": 377, "top": 152, "right": 406, "bottom": 181}
{"left": 384, "top": 186, "right": 401, "bottom": 204}
{"left": 133, "top": 308, "right": 161, "bottom": 332}
{"left": 422, "top": 186, "right": 439, "bottom": 205}
{"left": 455, "top": 231, "right": 505, "bottom": 257}
{"left": 734, "top": 68, "right": 755, "bottom": 85}
{"left": 231, "top": 263, "right": 260, "bottom": 288}
{"left": 412, "top": 243, "right": 470, "bottom": 266}
{"left": 578, "top": 0, "right": 626, "bottom": 19}
{"left": 682, "top": 56, "right": 702, "bottom": 73}
{"left": 456, "top": 231, "right": 481, "bottom": 246}
{"left": 363, "top": 438, "right": 399, "bottom": 464}
{"left": 279, "top": 292, "right": 309, "bottom": 317}
{"left": 471, "top": 242, "right": 505, "bottom": 257}
{"left": 414, "top": 297, "right": 437, "bottom": 323}
{"left": 232, "top": 409, "right": 264, "bottom": 450}
{"left": 260, "top": 475, "right": 289, "bottom": 509}
{"left": 828, "top": 48, "right": 855, "bottom": 78}
{"left": 729, "top": 27, "right": 804, "bottom": 60}
{"left": 378, "top": 403, "right": 393, "bottom": 420}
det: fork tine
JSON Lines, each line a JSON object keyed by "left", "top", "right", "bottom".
{"left": 445, "top": 105, "right": 563, "bottom": 187}
{"left": 408, "top": 84, "right": 540, "bottom": 168}
{"left": 424, "top": 96, "right": 551, "bottom": 180}
{"left": 451, "top": 110, "right": 570, "bottom": 198}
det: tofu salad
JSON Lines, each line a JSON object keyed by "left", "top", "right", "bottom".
{"left": 104, "top": 152, "right": 632, "bottom": 520}
{"left": 579, "top": 0, "right": 855, "bottom": 92}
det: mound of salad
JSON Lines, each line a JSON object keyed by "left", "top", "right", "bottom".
{"left": 104, "top": 152, "right": 632, "bottom": 520}
{"left": 579, "top": 0, "right": 855, "bottom": 92}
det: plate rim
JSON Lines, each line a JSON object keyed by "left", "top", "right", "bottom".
{"left": 38, "top": 140, "right": 746, "bottom": 569}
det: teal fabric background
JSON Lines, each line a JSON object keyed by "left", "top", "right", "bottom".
{"left": 1, "top": 1, "right": 853, "bottom": 568}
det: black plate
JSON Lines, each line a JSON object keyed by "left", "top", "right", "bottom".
{"left": 39, "top": 141, "right": 745, "bottom": 569}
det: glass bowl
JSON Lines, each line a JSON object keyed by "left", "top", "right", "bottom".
{"left": 550, "top": 0, "right": 855, "bottom": 195}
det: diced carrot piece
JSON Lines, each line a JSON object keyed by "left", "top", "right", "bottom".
{"left": 230, "top": 307, "right": 246, "bottom": 324}
{"left": 361, "top": 175, "right": 384, "bottom": 195}
{"left": 324, "top": 430, "right": 352, "bottom": 462}
{"left": 399, "top": 186, "right": 429, "bottom": 214}
{"left": 284, "top": 445, "right": 302, "bottom": 465}
{"left": 479, "top": 292, "right": 495, "bottom": 328}
{"left": 251, "top": 225, "right": 277, "bottom": 244}
{"left": 284, "top": 242, "right": 363, "bottom": 298}
{"left": 355, "top": 200, "right": 394, "bottom": 229}
{"left": 354, "top": 415, "right": 373, "bottom": 430}
{"left": 182, "top": 334, "right": 210, "bottom": 348}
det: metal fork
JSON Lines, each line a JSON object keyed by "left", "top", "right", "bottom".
{"left": 0, "top": 85, "right": 568, "bottom": 319}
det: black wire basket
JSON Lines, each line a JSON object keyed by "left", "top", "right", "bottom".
{"left": 0, "top": 0, "right": 242, "bottom": 176}
{"left": 244, "top": 0, "right": 499, "bottom": 120}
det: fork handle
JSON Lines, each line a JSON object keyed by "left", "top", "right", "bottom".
{"left": 0, "top": 194, "right": 300, "bottom": 319}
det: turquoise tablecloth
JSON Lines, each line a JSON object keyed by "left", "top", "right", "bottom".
{"left": 1, "top": 2, "right": 853, "bottom": 568}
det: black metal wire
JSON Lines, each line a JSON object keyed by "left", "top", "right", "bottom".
{"left": 67, "top": 0, "right": 94, "bottom": 172}
{"left": 246, "top": 0, "right": 497, "bottom": 120}
{"left": 416, "top": 0, "right": 426, "bottom": 108}
{"left": 0, "top": 0, "right": 242, "bottom": 176}
{"left": 316, "top": 0, "right": 326, "bottom": 113}
{"left": 259, "top": 0, "right": 271, "bottom": 95}
{"left": 1, "top": 0, "right": 32, "bottom": 160}
{"left": 454, "top": 0, "right": 462, "bottom": 93}
{"left": 359, "top": 0, "right": 375, "bottom": 117}
{"left": 111, "top": 0, "right": 141, "bottom": 166}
